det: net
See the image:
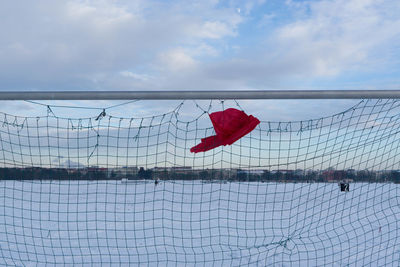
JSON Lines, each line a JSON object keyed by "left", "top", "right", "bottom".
{"left": 0, "top": 98, "right": 399, "bottom": 266}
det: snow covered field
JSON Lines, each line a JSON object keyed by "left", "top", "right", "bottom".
{"left": 0, "top": 181, "right": 399, "bottom": 266}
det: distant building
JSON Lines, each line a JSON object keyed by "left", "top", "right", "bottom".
{"left": 271, "top": 169, "right": 294, "bottom": 174}
{"left": 170, "top": 166, "right": 192, "bottom": 173}
{"left": 107, "top": 166, "right": 138, "bottom": 178}
{"left": 237, "top": 169, "right": 264, "bottom": 175}
{"left": 322, "top": 170, "right": 346, "bottom": 182}
{"left": 153, "top": 166, "right": 192, "bottom": 173}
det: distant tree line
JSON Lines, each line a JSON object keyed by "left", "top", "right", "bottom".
{"left": 0, "top": 167, "right": 108, "bottom": 180}
{"left": 0, "top": 167, "right": 399, "bottom": 183}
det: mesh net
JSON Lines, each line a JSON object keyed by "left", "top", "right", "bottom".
{"left": 0, "top": 99, "right": 399, "bottom": 266}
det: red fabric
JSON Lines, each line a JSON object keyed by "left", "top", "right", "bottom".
{"left": 190, "top": 108, "right": 260, "bottom": 153}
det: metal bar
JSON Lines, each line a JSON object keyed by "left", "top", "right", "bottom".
{"left": 0, "top": 90, "right": 400, "bottom": 100}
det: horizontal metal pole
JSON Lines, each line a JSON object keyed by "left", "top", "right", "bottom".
{"left": 0, "top": 90, "right": 400, "bottom": 100}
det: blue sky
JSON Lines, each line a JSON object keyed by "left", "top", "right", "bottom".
{"left": 0, "top": 0, "right": 399, "bottom": 119}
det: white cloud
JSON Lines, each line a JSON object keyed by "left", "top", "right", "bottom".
{"left": 120, "top": 71, "right": 153, "bottom": 81}
{"left": 193, "top": 44, "right": 218, "bottom": 57}
{"left": 65, "top": 1, "right": 136, "bottom": 30}
{"left": 159, "top": 49, "right": 197, "bottom": 72}
{"left": 187, "top": 0, "right": 400, "bottom": 90}
{"left": 273, "top": 0, "right": 400, "bottom": 77}
{"left": 193, "top": 21, "right": 237, "bottom": 39}
{"left": 0, "top": 0, "right": 242, "bottom": 90}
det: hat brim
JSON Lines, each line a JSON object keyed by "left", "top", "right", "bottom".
{"left": 190, "top": 135, "right": 224, "bottom": 153}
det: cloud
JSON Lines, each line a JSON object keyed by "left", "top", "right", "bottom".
{"left": 0, "top": 0, "right": 243, "bottom": 90}
{"left": 1, "top": 0, "right": 398, "bottom": 92}
{"left": 159, "top": 49, "right": 197, "bottom": 72}
{"left": 191, "top": 0, "right": 400, "bottom": 90}
{"left": 192, "top": 21, "right": 237, "bottom": 39}
{"left": 273, "top": 0, "right": 400, "bottom": 77}
{"left": 65, "top": 0, "right": 134, "bottom": 27}
{"left": 120, "top": 71, "right": 153, "bottom": 82}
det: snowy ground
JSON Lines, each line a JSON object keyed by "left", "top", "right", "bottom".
{"left": 0, "top": 181, "right": 399, "bottom": 266}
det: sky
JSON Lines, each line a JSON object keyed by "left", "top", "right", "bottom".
{"left": 0, "top": 0, "right": 400, "bottom": 169}
{"left": 0, "top": 0, "right": 400, "bottom": 119}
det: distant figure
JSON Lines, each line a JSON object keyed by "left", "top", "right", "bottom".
{"left": 340, "top": 182, "right": 349, "bottom": 192}
{"left": 154, "top": 179, "right": 159, "bottom": 186}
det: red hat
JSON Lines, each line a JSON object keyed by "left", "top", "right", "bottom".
{"left": 190, "top": 108, "right": 260, "bottom": 153}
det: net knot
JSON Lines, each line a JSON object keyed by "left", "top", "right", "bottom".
{"left": 47, "top": 105, "right": 56, "bottom": 117}
{"left": 96, "top": 109, "right": 106, "bottom": 121}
